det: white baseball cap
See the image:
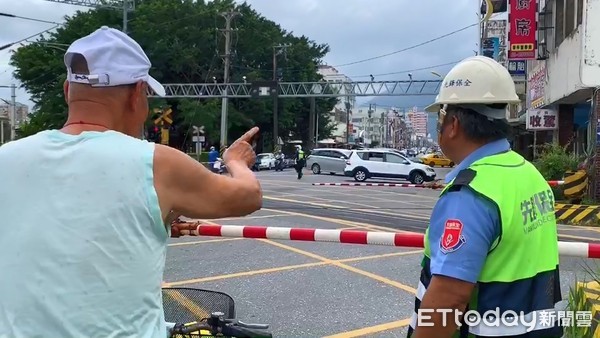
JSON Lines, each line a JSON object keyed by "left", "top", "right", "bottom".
{"left": 64, "top": 26, "right": 166, "bottom": 97}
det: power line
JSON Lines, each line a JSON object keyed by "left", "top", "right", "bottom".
{"left": 0, "top": 12, "right": 62, "bottom": 25}
{"left": 332, "top": 22, "right": 479, "bottom": 68}
{"left": 0, "top": 25, "right": 62, "bottom": 51}
{"left": 349, "top": 60, "right": 462, "bottom": 79}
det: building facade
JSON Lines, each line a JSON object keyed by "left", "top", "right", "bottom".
{"left": 406, "top": 109, "right": 428, "bottom": 138}
{"left": 519, "top": 0, "right": 599, "bottom": 197}
{"left": 316, "top": 65, "right": 356, "bottom": 143}
{"left": 0, "top": 102, "right": 29, "bottom": 144}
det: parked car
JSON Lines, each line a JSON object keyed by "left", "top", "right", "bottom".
{"left": 344, "top": 149, "right": 436, "bottom": 184}
{"left": 421, "top": 153, "right": 454, "bottom": 167}
{"left": 306, "top": 148, "right": 353, "bottom": 175}
{"left": 256, "top": 153, "right": 276, "bottom": 170}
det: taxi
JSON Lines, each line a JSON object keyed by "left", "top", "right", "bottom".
{"left": 420, "top": 153, "right": 455, "bottom": 167}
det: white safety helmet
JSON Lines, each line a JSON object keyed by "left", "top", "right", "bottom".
{"left": 295, "top": 145, "right": 302, "bottom": 150}
{"left": 425, "top": 56, "right": 520, "bottom": 114}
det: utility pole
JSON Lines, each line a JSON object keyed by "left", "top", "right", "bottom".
{"left": 122, "top": 0, "right": 130, "bottom": 33}
{"left": 10, "top": 84, "right": 16, "bottom": 141}
{"left": 345, "top": 97, "right": 351, "bottom": 144}
{"left": 219, "top": 10, "right": 241, "bottom": 152}
{"left": 272, "top": 43, "right": 291, "bottom": 149}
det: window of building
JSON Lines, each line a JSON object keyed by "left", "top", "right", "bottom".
{"left": 555, "top": 0, "right": 565, "bottom": 47}
{"left": 543, "top": 0, "right": 555, "bottom": 51}
{"left": 577, "top": 0, "right": 584, "bottom": 26}
{"left": 566, "top": 0, "right": 575, "bottom": 36}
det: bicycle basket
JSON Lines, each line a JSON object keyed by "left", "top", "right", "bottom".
{"left": 162, "top": 287, "right": 236, "bottom": 324}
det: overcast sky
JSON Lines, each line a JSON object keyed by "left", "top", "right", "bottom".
{"left": 0, "top": 0, "right": 491, "bottom": 110}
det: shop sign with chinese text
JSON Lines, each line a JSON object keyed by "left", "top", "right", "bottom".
{"left": 484, "top": 20, "right": 508, "bottom": 65}
{"left": 526, "top": 109, "right": 557, "bottom": 130}
{"left": 527, "top": 62, "right": 546, "bottom": 108}
{"left": 508, "top": 0, "right": 538, "bottom": 60}
{"left": 508, "top": 60, "right": 526, "bottom": 76}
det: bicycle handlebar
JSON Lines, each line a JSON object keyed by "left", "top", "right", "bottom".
{"left": 169, "top": 312, "right": 272, "bottom": 338}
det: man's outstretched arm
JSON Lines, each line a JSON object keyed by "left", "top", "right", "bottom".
{"left": 154, "top": 128, "right": 262, "bottom": 221}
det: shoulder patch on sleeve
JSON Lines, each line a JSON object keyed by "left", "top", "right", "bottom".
{"left": 440, "top": 219, "right": 466, "bottom": 254}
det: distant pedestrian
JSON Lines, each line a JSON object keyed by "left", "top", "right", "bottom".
{"left": 208, "top": 146, "right": 219, "bottom": 172}
{"left": 294, "top": 145, "right": 305, "bottom": 179}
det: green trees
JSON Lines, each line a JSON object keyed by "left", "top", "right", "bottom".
{"left": 10, "top": 0, "right": 337, "bottom": 151}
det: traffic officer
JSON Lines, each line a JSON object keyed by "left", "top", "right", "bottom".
{"left": 407, "top": 56, "right": 562, "bottom": 338}
{"left": 294, "top": 145, "right": 306, "bottom": 179}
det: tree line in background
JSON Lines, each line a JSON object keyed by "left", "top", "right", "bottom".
{"left": 10, "top": 0, "right": 338, "bottom": 153}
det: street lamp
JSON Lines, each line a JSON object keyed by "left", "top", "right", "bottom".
{"left": 431, "top": 71, "right": 443, "bottom": 78}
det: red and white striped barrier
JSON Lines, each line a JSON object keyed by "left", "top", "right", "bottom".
{"left": 313, "top": 181, "right": 565, "bottom": 188}
{"left": 192, "top": 224, "right": 600, "bottom": 259}
{"left": 311, "top": 183, "right": 438, "bottom": 188}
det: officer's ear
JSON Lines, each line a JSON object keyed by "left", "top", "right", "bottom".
{"left": 441, "top": 109, "right": 461, "bottom": 140}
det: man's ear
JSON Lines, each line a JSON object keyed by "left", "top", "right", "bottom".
{"left": 448, "top": 115, "right": 460, "bottom": 139}
{"left": 63, "top": 80, "right": 69, "bottom": 103}
{"left": 127, "top": 81, "right": 145, "bottom": 111}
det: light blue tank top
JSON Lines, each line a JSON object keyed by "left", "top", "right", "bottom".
{"left": 0, "top": 130, "right": 169, "bottom": 338}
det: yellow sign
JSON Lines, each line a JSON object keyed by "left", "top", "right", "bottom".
{"left": 161, "top": 127, "right": 169, "bottom": 145}
{"left": 154, "top": 108, "right": 173, "bottom": 125}
{"left": 510, "top": 43, "right": 534, "bottom": 51}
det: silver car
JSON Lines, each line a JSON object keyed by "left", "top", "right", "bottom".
{"left": 306, "top": 148, "right": 352, "bottom": 175}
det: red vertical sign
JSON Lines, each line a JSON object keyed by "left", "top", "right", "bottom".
{"left": 508, "top": 0, "right": 538, "bottom": 60}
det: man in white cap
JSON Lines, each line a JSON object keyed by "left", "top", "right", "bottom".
{"left": 408, "top": 56, "right": 562, "bottom": 338}
{"left": 0, "top": 26, "right": 262, "bottom": 337}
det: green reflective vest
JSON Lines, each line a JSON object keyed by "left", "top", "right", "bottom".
{"left": 297, "top": 150, "right": 305, "bottom": 160}
{"left": 410, "top": 150, "right": 562, "bottom": 338}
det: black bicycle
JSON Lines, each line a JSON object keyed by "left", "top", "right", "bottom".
{"left": 163, "top": 287, "right": 272, "bottom": 338}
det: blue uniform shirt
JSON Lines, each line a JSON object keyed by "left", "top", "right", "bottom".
{"left": 208, "top": 149, "right": 219, "bottom": 164}
{"left": 428, "top": 139, "right": 510, "bottom": 283}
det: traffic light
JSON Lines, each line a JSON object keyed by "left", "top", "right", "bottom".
{"left": 147, "top": 125, "right": 161, "bottom": 142}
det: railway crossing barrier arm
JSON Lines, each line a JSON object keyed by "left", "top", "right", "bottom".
{"left": 169, "top": 222, "right": 600, "bottom": 259}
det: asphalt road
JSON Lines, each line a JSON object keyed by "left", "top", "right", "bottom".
{"left": 163, "top": 166, "right": 600, "bottom": 337}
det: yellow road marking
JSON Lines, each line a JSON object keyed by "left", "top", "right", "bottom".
{"left": 264, "top": 195, "right": 430, "bottom": 221}
{"left": 165, "top": 262, "right": 327, "bottom": 286}
{"left": 323, "top": 317, "right": 411, "bottom": 337}
{"left": 261, "top": 207, "right": 419, "bottom": 233}
{"left": 258, "top": 238, "right": 417, "bottom": 294}
{"left": 164, "top": 289, "right": 210, "bottom": 320}
{"left": 274, "top": 189, "right": 433, "bottom": 213}
{"left": 168, "top": 238, "right": 242, "bottom": 247}
{"left": 164, "top": 250, "right": 422, "bottom": 286}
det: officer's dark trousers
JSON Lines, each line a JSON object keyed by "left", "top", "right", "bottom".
{"left": 295, "top": 159, "right": 305, "bottom": 179}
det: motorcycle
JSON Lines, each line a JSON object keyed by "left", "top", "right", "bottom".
{"left": 164, "top": 287, "right": 272, "bottom": 338}
{"left": 274, "top": 157, "right": 284, "bottom": 172}
{"left": 213, "top": 158, "right": 225, "bottom": 175}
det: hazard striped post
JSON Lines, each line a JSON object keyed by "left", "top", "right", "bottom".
{"left": 189, "top": 224, "right": 600, "bottom": 259}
